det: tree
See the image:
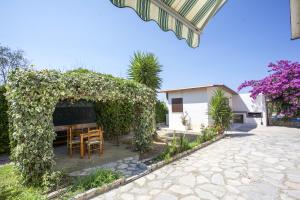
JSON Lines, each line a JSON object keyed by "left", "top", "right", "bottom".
{"left": 128, "top": 51, "right": 162, "bottom": 91}
{"left": 0, "top": 44, "right": 29, "bottom": 84}
{"left": 155, "top": 100, "right": 168, "bottom": 123}
{"left": 238, "top": 60, "right": 300, "bottom": 118}
{"left": 209, "top": 89, "right": 232, "bottom": 134}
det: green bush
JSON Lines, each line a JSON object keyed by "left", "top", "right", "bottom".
{"left": 155, "top": 127, "right": 218, "bottom": 161}
{"left": 0, "top": 86, "right": 9, "bottom": 154}
{"left": 6, "top": 69, "right": 155, "bottom": 185}
{"left": 155, "top": 100, "right": 168, "bottom": 124}
{"left": 155, "top": 134, "right": 191, "bottom": 161}
{"left": 198, "top": 126, "right": 217, "bottom": 143}
{"left": 95, "top": 101, "right": 134, "bottom": 143}
{"left": 209, "top": 89, "right": 232, "bottom": 134}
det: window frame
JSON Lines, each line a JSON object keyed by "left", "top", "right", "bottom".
{"left": 171, "top": 98, "right": 183, "bottom": 113}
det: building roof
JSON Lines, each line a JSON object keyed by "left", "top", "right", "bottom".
{"left": 159, "top": 84, "right": 238, "bottom": 95}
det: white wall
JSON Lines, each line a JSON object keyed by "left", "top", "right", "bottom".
{"left": 167, "top": 88, "right": 209, "bottom": 131}
{"left": 232, "top": 93, "right": 267, "bottom": 126}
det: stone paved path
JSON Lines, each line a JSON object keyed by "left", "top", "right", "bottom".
{"left": 92, "top": 126, "right": 300, "bottom": 200}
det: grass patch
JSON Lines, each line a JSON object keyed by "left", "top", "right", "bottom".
{"left": 57, "top": 169, "right": 121, "bottom": 199}
{"left": 0, "top": 164, "right": 121, "bottom": 200}
{"left": 0, "top": 164, "right": 45, "bottom": 200}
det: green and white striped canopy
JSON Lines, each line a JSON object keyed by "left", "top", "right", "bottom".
{"left": 290, "top": 0, "right": 300, "bottom": 40}
{"left": 110, "top": 0, "right": 226, "bottom": 48}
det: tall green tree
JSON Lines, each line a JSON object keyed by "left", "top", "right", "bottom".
{"left": 0, "top": 44, "right": 29, "bottom": 84}
{"left": 128, "top": 51, "right": 162, "bottom": 91}
{"left": 209, "top": 89, "right": 232, "bottom": 134}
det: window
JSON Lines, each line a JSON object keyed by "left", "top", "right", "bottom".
{"left": 247, "top": 112, "right": 262, "bottom": 118}
{"left": 172, "top": 98, "right": 183, "bottom": 112}
{"left": 233, "top": 114, "right": 244, "bottom": 123}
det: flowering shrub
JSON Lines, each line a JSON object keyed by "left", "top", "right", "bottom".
{"left": 5, "top": 69, "right": 155, "bottom": 185}
{"left": 238, "top": 60, "right": 300, "bottom": 117}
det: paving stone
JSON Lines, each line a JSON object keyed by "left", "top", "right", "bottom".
{"left": 135, "top": 177, "right": 146, "bottom": 186}
{"left": 283, "top": 190, "right": 300, "bottom": 199}
{"left": 211, "top": 173, "right": 225, "bottom": 185}
{"left": 195, "top": 188, "right": 218, "bottom": 200}
{"left": 180, "top": 195, "right": 201, "bottom": 200}
{"left": 153, "top": 192, "right": 178, "bottom": 200}
{"left": 196, "top": 175, "right": 209, "bottom": 184}
{"left": 224, "top": 170, "right": 239, "bottom": 179}
{"left": 169, "top": 185, "right": 193, "bottom": 195}
{"left": 149, "top": 189, "right": 161, "bottom": 195}
{"left": 120, "top": 193, "right": 134, "bottom": 200}
{"left": 285, "top": 181, "right": 300, "bottom": 190}
{"left": 178, "top": 174, "right": 196, "bottom": 187}
{"left": 92, "top": 126, "right": 300, "bottom": 200}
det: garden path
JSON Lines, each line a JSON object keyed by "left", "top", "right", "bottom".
{"left": 92, "top": 126, "right": 300, "bottom": 200}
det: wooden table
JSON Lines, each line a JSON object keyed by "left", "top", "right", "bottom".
{"left": 54, "top": 123, "right": 99, "bottom": 158}
{"left": 80, "top": 133, "right": 89, "bottom": 158}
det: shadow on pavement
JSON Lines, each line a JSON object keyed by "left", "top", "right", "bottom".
{"left": 226, "top": 133, "right": 255, "bottom": 138}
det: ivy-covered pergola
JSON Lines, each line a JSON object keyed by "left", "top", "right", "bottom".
{"left": 6, "top": 69, "right": 155, "bottom": 184}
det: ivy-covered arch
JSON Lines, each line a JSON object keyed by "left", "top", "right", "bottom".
{"left": 6, "top": 69, "right": 155, "bottom": 184}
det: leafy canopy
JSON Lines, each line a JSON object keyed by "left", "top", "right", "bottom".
{"left": 128, "top": 51, "right": 162, "bottom": 91}
{"left": 0, "top": 44, "right": 29, "bottom": 84}
{"left": 6, "top": 69, "right": 155, "bottom": 185}
{"left": 209, "top": 89, "right": 232, "bottom": 134}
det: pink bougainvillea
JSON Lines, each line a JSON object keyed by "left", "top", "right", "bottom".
{"left": 238, "top": 60, "right": 300, "bottom": 117}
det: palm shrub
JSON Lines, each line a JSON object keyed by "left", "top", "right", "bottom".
{"left": 209, "top": 89, "right": 232, "bottom": 134}
{"left": 128, "top": 51, "right": 162, "bottom": 91}
{"left": 128, "top": 51, "right": 163, "bottom": 130}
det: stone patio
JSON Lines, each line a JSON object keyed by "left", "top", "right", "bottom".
{"left": 69, "top": 155, "right": 148, "bottom": 178}
{"left": 54, "top": 142, "right": 139, "bottom": 173}
{"left": 92, "top": 126, "right": 300, "bottom": 200}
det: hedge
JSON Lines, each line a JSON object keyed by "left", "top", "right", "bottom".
{"left": 0, "top": 86, "right": 9, "bottom": 154}
{"left": 5, "top": 69, "right": 155, "bottom": 185}
{"left": 95, "top": 101, "right": 134, "bottom": 144}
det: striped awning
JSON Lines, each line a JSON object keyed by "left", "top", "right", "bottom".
{"left": 110, "top": 0, "right": 227, "bottom": 48}
{"left": 290, "top": 0, "right": 300, "bottom": 40}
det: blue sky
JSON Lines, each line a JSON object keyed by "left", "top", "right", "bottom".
{"left": 0, "top": 0, "right": 299, "bottom": 96}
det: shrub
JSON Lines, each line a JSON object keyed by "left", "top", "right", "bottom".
{"left": 155, "top": 127, "right": 218, "bottom": 161}
{"left": 42, "top": 170, "right": 67, "bottom": 192}
{"left": 209, "top": 89, "right": 232, "bottom": 134}
{"left": 199, "top": 126, "right": 217, "bottom": 143}
{"left": 95, "top": 101, "right": 134, "bottom": 143}
{"left": 0, "top": 85, "right": 9, "bottom": 154}
{"left": 155, "top": 133, "right": 191, "bottom": 161}
{"left": 155, "top": 100, "right": 168, "bottom": 124}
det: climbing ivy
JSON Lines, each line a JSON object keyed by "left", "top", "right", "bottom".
{"left": 0, "top": 86, "right": 9, "bottom": 154}
{"left": 95, "top": 101, "right": 134, "bottom": 144}
{"left": 5, "top": 69, "right": 155, "bottom": 185}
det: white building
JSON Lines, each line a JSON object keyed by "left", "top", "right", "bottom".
{"left": 160, "top": 84, "right": 267, "bottom": 131}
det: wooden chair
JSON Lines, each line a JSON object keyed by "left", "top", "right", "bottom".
{"left": 88, "top": 125, "right": 103, "bottom": 132}
{"left": 85, "top": 129, "right": 104, "bottom": 159}
{"left": 67, "top": 126, "right": 84, "bottom": 157}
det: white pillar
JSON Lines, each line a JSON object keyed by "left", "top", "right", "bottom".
{"left": 291, "top": 0, "right": 300, "bottom": 39}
